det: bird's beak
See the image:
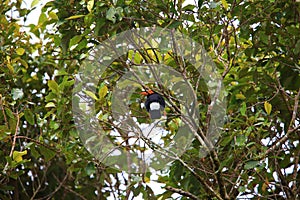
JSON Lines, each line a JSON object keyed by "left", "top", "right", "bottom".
{"left": 140, "top": 91, "right": 148, "bottom": 96}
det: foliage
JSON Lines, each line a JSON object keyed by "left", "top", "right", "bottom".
{"left": 0, "top": 0, "right": 299, "bottom": 199}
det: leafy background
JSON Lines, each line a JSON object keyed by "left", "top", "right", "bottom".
{"left": 0, "top": 0, "right": 299, "bottom": 199}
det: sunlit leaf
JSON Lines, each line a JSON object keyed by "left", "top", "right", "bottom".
{"left": 87, "top": 0, "right": 94, "bottom": 12}
{"left": 19, "top": 59, "right": 28, "bottom": 68}
{"left": 84, "top": 90, "right": 98, "bottom": 100}
{"left": 11, "top": 88, "right": 24, "bottom": 100}
{"left": 235, "top": 93, "right": 246, "bottom": 100}
{"left": 13, "top": 150, "right": 27, "bottom": 162}
{"left": 38, "top": 12, "right": 47, "bottom": 25}
{"left": 31, "top": 0, "right": 40, "bottom": 8}
{"left": 106, "top": 7, "right": 116, "bottom": 23}
{"left": 50, "top": 121, "right": 59, "bottom": 130}
{"left": 16, "top": 48, "right": 25, "bottom": 56}
{"left": 49, "top": 11, "right": 58, "bottom": 20}
{"left": 48, "top": 80, "right": 59, "bottom": 93}
{"left": 45, "top": 102, "right": 56, "bottom": 108}
{"left": 236, "top": 134, "right": 247, "bottom": 147}
{"left": 144, "top": 176, "right": 150, "bottom": 183}
{"left": 98, "top": 85, "right": 108, "bottom": 99}
{"left": 221, "top": 0, "right": 228, "bottom": 9}
{"left": 66, "top": 15, "right": 85, "bottom": 20}
{"left": 69, "top": 35, "right": 82, "bottom": 48}
{"left": 264, "top": 101, "right": 272, "bottom": 115}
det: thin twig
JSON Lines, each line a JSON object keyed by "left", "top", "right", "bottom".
{"left": 165, "top": 186, "right": 200, "bottom": 200}
{"left": 261, "top": 88, "right": 300, "bottom": 158}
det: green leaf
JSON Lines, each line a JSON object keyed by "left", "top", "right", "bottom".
{"left": 69, "top": 35, "right": 82, "bottom": 49}
{"left": 145, "top": 185, "right": 156, "bottom": 200}
{"left": 75, "top": 39, "right": 88, "bottom": 51}
{"left": 294, "top": 40, "right": 300, "bottom": 54}
{"left": 238, "top": 186, "right": 246, "bottom": 193}
{"left": 85, "top": 162, "right": 96, "bottom": 175}
{"left": 84, "top": 13, "right": 94, "bottom": 26}
{"left": 182, "top": 4, "right": 196, "bottom": 11}
{"left": 128, "top": 50, "right": 142, "bottom": 64}
{"left": 264, "top": 101, "right": 272, "bottom": 115}
{"left": 240, "top": 102, "right": 247, "bottom": 116}
{"left": 244, "top": 160, "right": 260, "bottom": 169}
{"left": 99, "top": 85, "right": 108, "bottom": 99}
{"left": 236, "top": 134, "right": 247, "bottom": 147}
{"left": 95, "top": 18, "right": 106, "bottom": 35}
{"left": 31, "top": 0, "right": 40, "bottom": 8}
{"left": 19, "top": 59, "right": 28, "bottom": 68}
{"left": 168, "top": 20, "right": 181, "bottom": 29}
{"left": 106, "top": 7, "right": 116, "bottom": 23}
{"left": 50, "top": 121, "right": 59, "bottom": 130}
{"left": 39, "top": 146, "right": 56, "bottom": 162}
{"left": 49, "top": 11, "right": 58, "bottom": 20}
{"left": 11, "top": 88, "right": 24, "bottom": 100}
{"left": 38, "top": 12, "right": 47, "bottom": 25}
{"left": 48, "top": 80, "right": 59, "bottom": 93}
{"left": 28, "top": 144, "right": 40, "bottom": 159}
{"left": 16, "top": 48, "right": 25, "bottom": 56}
{"left": 235, "top": 93, "right": 246, "bottom": 100}
{"left": 198, "top": 0, "right": 204, "bottom": 7}
{"left": 5, "top": 108, "right": 14, "bottom": 119}
{"left": 24, "top": 109, "right": 35, "bottom": 125}
{"left": 220, "top": 135, "right": 233, "bottom": 146}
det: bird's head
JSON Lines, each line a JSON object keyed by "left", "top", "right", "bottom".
{"left": 140, "top": 89, "right": 155, "bottom": 96}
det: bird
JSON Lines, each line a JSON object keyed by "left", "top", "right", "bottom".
{"left": 141, "top": 89, "right": 165, "bottom": 119}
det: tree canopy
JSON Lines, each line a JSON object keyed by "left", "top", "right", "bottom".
{"left": 0, "top": 0, "right": 299, "bottom": 199}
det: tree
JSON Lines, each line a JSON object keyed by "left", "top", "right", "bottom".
{"left": 0, "top": 0, "right": 299, "bottom": 199}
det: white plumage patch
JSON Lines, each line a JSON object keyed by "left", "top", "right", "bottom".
{"left": 150, "top": 102, "right": 160, "bottom": 110}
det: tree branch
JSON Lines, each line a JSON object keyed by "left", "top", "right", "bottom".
{"left": 262, "top": 88, "right": 300, "bottom": 157}
{"left": 165, "top": 186, "right": 200, "bottom": 200}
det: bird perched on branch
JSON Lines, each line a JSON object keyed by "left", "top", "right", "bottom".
{"left": 141, "top": 89, "right": 165, "bottom": 119}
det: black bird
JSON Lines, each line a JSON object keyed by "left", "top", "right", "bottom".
{"left": 141, "top": 89, "right": 165, "bottom": 119}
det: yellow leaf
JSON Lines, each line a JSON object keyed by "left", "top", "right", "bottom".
{"left": 230, "top": 81, "right": 238, "bottom": 86}
{"left": 87, "top": 0, "right": 94, "bottom": 12}
{"left": 7, "top": 63, "right": 14, "bottom": 73}
{"left": 144, "top": 176, "right": 150, "bottom": 183}
{"left": 84, "top": 90, "right": 98, "bottom": 100}
{"left": 48, "top": 80, "right": 59, "bottom": 93}
{"left": 49, "top": 11, "right": 58, "bottom": 20}
{"left": 146, "top": 49, "right": 161, "bottom": 62}
{"left": 235, "top": 93, "right": 246, "bottom": 100}
{"left": 13, "top": 150, "right": 27, "bottom": 162}
{"left": 98, "top": 86, "right": 108, "bottom": 99}
{"left": 264, "top": 101, "right": 272, "bottom": 115}
{"left": 221, "top": 0, "right": 229, "bottom": 9}
{"left": 45, "top": 102, "right": 56, "bottom": 108}
{"left": 19, "top": 59, "right": 28, "bottom": 69}
{"left": 128, "top": 50, "right": 142, "bottom": 64}
{"left": 66, "top": 15, "right": 85, "bottom": 20}
{"left": 16, "top": 48, "right": 25, "bottom": 56}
